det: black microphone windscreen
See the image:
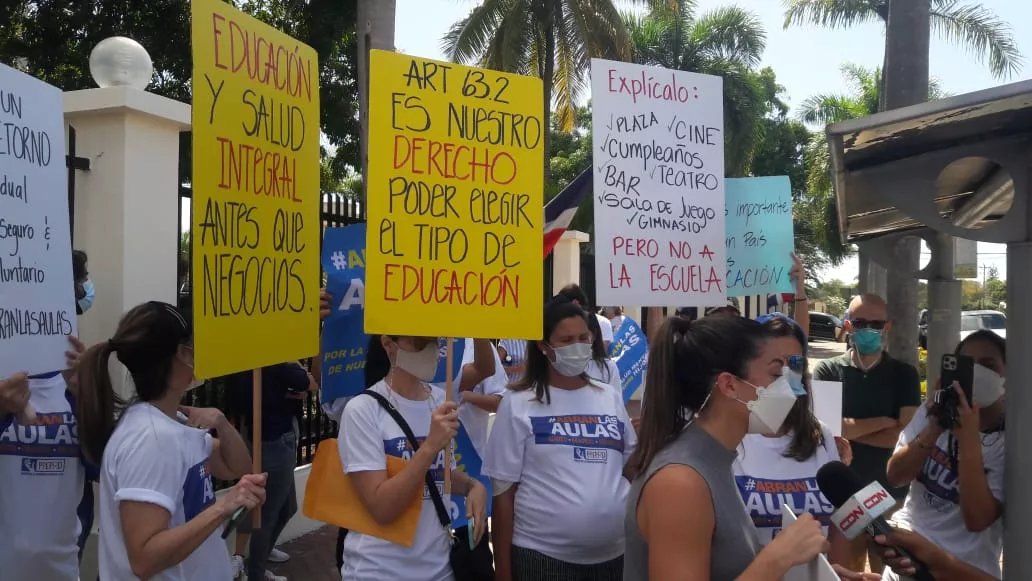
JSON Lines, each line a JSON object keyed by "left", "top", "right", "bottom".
{"left": 816, "top": 461, "right": 865, "bottom": 508}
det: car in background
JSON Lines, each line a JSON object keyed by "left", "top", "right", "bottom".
{"left": 808, "top": 312, "right": 844, "bottom": 342}
{"left": 960, "top": 310, "right": 1007, "bottom": 341}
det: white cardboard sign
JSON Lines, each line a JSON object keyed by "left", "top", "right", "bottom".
{"left": 590, "top": 59, "right": 726, "bottom": 307}
{"left": 0, "top": 65, "right": 77, "bottom": 377}
{"left": 781, "top": 505, "right": 841, "bottom": 581}
{"left": 810, "top": 380, "right": 844, "bottom": 437}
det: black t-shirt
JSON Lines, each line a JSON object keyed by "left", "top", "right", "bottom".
{"left": 814, "top": 352, "right": 922, "bottom": 499}
{"left": 225, "top": 363, "right": 310, "bottom": 441}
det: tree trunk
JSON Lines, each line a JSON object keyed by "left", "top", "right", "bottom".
{"left": 541, "top": 20, "right": 556, "bottom": 186}
{"left": 356, "top": 0, "right": 397, "bottom": 209}
{"left": 881, "top": 0, "right": 930, "bottom": 366}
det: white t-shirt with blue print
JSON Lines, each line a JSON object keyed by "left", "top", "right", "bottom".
{"left": 0, "top": 374, "right": 84, "bottom": 581}
{"left": 98, "top": 403, "right": 229, "bottom": 580}
{"left": 337, "top": 381, "right": 456, "bottom": 581}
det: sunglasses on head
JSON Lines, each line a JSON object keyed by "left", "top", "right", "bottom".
{"left": 851, "top": 319, "right": 887, "bottom": 330}
{"left": 787, "top": 355, "right": 807, "bottom": 373}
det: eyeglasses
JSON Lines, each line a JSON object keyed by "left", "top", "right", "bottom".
{"left": 851, "top": 319, "right": 887, "bottom": 330}
{"left": 787, "top": 355, "right": 807, "bottom": 373}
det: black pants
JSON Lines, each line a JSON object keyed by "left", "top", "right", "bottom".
{"left": 511, "top": 545, "right": 622, "bottom": 581}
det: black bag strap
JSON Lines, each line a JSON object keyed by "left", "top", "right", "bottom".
{"left": 361, "top": 390, "right": 453, "bottom": 531}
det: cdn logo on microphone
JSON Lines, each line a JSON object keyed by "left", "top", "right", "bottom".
{"left": 834, "top": 482, "right": 896, "bottom": 537}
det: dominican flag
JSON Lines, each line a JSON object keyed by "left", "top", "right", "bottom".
{"left": 543, "top": 167, "right": 592, "bottom": 258}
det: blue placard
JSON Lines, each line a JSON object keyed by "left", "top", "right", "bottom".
{"left": 608, "top": 318, "right": 649, "bottom": 402}
{"left": 320, "top": 224, "right": 370, "bottom": 404}
{"left": 431, "top": 338, "right": 466, "bottom": 386}
{"left": 725, "top": 176, "right": 795, "bottom": 296}
{"left": 448, "top": 424, "right": 493, "bottom": 529}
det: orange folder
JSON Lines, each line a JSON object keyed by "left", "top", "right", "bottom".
{"left": 302, "top": 438, "right": 423, "bottom": 547}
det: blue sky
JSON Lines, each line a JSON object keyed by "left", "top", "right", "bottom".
{"left": 395, "top": 0, "right": 1029, "bottom": 283}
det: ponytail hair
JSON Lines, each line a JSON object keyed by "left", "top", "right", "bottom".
{"left": 626, "top": 315, "right": 767, "bottom": 479}
{"left": 76, "top": 301, "right": 192, "bottom": 465}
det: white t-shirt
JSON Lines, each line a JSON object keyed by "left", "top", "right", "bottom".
{"left": 483, "top": 382, "right": 636, "bottom": 565}
{"left": 733, "top": 424, "right": 840, "bottom": 545}
{"left": 453, "top": 339, "right": 507, "bottom": 456}
{"left": 586, "top": 359, "right": 621, "bottom": 392}
{"left": 98, "top": 403, "right": 229, "bottom": 581}
{"left": 884, "top": 406, "right": 1004, "bottom": 579}
{"left": 596, "top": 314, "right": 614, "bottom": 343}
{"left": 338, "top": 381, "right": 455, "bottom": 581}
{"left": 497, "top": 339, "right": 527, "bottom": 384}
{"left": 0, "top": 374, "right": 83, "bottom": 581}
{"left": 610, "top": 315, "right": 626, "bottom": 333}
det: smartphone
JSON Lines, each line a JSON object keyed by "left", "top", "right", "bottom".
{"left": 940, "top": 353, "right": 974, "bottom": 403}
{"left": 468, "top": 516, "right": 477, "bottom": 550}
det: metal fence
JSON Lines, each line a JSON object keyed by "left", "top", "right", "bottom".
{"left": 177, "top": 184, "right": 365, "bottom": 479}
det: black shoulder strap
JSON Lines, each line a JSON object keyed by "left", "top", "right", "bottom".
{"left": 361, "top": 390, "right": 453, "bottom": 530}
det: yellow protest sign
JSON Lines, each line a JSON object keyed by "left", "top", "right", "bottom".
{"left": 365, "top": 50, "right": 544, "bottom": 339}
{"left": 190, "top": 0, "right": 320, "bottom": 378}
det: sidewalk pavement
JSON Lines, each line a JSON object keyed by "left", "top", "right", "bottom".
{"left": 269, "top": 526, "right": 339, "bottom": 581}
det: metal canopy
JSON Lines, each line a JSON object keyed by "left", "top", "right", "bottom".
{"left": 827, "top": 79, "right": 1032, "bottom": 242}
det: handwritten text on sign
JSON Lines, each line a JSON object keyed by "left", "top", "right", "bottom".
{"left": 191, "top": 0, "right": 321, "bottom": 378}
{"left": 364, "top": 50, "right": 544, "bottom": 339}
{"left": 590, "top": 59, "right": 726, "bottom": 306}
{"left": 0, "top": 66, "right": 77, "bottom": 377}
{"left": 725, "top": 176, "right": 795, "bottom": 296}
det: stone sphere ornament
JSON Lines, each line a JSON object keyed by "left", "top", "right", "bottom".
{"left": 89, "top": 36, "right": 153, "bottom": 90}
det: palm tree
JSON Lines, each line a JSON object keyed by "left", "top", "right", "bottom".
{"left": 795, "top": 63, "right": 949, "bottom": 262}
{"left": 783, "top": 0, "right": 1021, "bottom": 81}
{"left": 442, "top": 0, "right": 674, "bottom": 180}
{"left": 624, "top": 1, "right": 769, "bottom": 175}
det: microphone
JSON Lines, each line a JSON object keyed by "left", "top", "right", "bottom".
{"left": 816, "top": 461, "right": 934, "bottom": 581}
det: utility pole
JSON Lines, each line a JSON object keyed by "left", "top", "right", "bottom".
{"left": 882, "top": 0, "right": 930, "bottom": 367}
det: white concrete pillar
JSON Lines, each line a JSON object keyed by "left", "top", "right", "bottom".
{"left": 551, "top": 230, "right": 590, "bottom": 295}
{"left": 63, "top": 86, "right": 189, "bottom": 349}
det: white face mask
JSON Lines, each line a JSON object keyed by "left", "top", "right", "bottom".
{"left": 550, "top": 342, "right": 592, "bottom": 377}
{"left": 395, "top": 343, "right": 441, "bottom": 382}
{"left": 737, "top": 375, "right": 799, "bottom": 434}
{"left": 972, "top": 363, "right": 1005, "bottom": 407}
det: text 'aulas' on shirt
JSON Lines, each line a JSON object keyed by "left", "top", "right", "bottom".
{"left": 483, "top": 381, "right": 637, "bottom": 565}
{"left": 885, "top": 406, "right": 1004, "bottom": 580}
{"left": 337, "top": 381, "right": 456, "bottom": 581}
{"left": 98, "top": 403, "right": 230, "bottom": 581}
{"left": 0, "top": 374, "right": 84, "bottom": 581}
{"left": 733, "top": 424, "right": 840, "bottom": 545}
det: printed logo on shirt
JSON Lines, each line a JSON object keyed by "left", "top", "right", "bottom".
{"left": 183, "top": 459, "right": 216, "bottom": 520}
{"left": 529, "top": 415, "right": 624, "bottom": 464}
{"left": 0, "top": 412, "right": 79, "bottom": 460}
{"left": 384, "top": 436, "right": 447, "bottom": 499}
{"left": 917, "top": 445, "right": 959, "bottom": 506}
{"left": 734, "top": 475, "right": 834, "bottom": 528}
{"left": 20, "top": 457, "right": 66, "bottom": 475}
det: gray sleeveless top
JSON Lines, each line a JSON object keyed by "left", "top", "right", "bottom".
{"left": 623, "top": 423, "right": 761, "bottom": 581}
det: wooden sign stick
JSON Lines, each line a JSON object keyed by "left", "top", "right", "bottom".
{"left": 252, "top": 369, "right": 262, "bottom": 527}
{"left": 443, "top": 337, "right": 454, "bottom": 497}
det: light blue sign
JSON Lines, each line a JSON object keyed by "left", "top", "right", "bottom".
{"left": 320, "top": 224, "right": 369, "bottom": 404}
{"left": 725, "top": 176, "right": 795, "bottom": 296}
{"left": 608, "top": 319, "right": 648, "bottom": 402}
{"left": 449, "top": 424, "right": 492, "bottom": 528}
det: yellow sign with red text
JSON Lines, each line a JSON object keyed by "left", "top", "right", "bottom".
{"left": 190, "top": 0, "right": 321, "bottom": 378}
{"left": 364, "top": 50, "right": 544, "bottom": 339}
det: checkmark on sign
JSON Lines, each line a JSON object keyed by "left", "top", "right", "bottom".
{"left": 667, "top": 116, "right": 676, "bottom": 132}
{"left": 606, "top": 114, "right": 613, "bottom": 131}
{"left": 649, "top": 166, "right": 657, "bottom": 179}
{"left": 600, "top": 134, "right": 611, "bottom": 153}
{"left": 627, "top": 212, "right": 638, "bottom": 225}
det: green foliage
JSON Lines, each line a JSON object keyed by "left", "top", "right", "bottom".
{"left": 0, "top": 0, "right": 361, "bottom": 184}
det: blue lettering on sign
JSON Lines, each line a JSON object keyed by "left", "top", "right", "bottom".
{"left": 734, "top": 475, "right": 834, "bottom": 528}
{"left": 183, "top": 459, "right": 216, "bottom": 520}
{"left": 0, "top": 412, "right": 79, "bottom": 459}
{"left": 917, "top": 445, "right": 960, "bottom": 505}
{"left": 529, "top": 415, "right": 624, "bottom": 452}
{"left": 384, "top": 436, "right": 446, "bottom": 499}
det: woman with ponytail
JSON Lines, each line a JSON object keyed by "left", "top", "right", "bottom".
{"left": 77, "top": 301, "right": 267, "bottom": 580}
{"left": 623, "top": 316, "right": 833, "bottom": 581}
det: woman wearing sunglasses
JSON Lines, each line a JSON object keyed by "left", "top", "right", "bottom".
{"left": 733, "top": 314, "right": 851, "bottom": 566}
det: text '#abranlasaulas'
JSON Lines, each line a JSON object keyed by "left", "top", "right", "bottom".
{"left": 195, "top": 10, "right": 316, "bottom": 318}
{"left": 376, "top": 59, "right": 541, "bottom": 307}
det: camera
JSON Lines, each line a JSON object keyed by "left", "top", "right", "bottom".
{"left": 931, "top": 387, "right": 961, "bottom": 430}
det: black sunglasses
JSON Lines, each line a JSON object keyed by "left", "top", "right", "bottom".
{"left": 851, "top": 319, "right": 888, "bottom": 330}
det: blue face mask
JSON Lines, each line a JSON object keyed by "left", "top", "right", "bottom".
{"left": 785, "top": 367, "right": 807, "bottom": 397}
{"left": 78, "top": 279, "right": 95, "bottom": 313}
{"left": 852, "top": 328, "right": 883, "bottom": 355}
